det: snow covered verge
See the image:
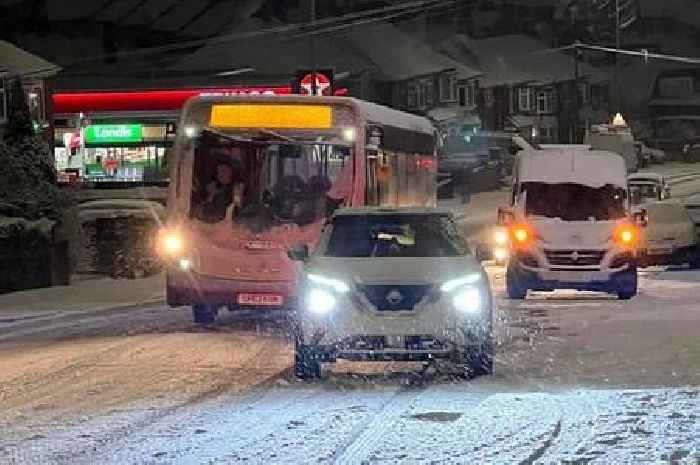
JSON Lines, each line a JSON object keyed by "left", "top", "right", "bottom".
{"left": 2, "top": 385, "right": 697, "bottom": 465}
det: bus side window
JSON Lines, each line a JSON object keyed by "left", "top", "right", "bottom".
{"left": 365, "top": 151, "right": 379, "bottom": 206}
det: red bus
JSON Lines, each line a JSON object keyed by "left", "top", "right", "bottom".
{"left": 159, "top": 95, "right": 437, "bottom": 323}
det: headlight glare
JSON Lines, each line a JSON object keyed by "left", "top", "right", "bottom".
{"left": 307, "top": 273, "right": 349, "bottom": 293}
{"left": 440, "top": 273, "right": 481, "bottom": 292}
{"left": 452, "top": 287, "right": 482, "bottom": 313}
{"left": 307, "top": 288, "right": 337, "bottom": 315}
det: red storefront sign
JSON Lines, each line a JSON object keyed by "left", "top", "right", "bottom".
{"left": 52, "top": 85, "right": 348, "bottom": 114}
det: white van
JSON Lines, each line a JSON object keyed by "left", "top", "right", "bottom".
{"left": 638, "top": 201, "right": 698, "bottom": 268}
{"left": 501, "top": 149, "right": 643, "bottom": 300}
{"left": 585, "top": 125, "right": 639, "bottom": 173}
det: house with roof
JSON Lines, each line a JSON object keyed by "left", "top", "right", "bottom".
{"left": 341, "top": 23, "right": 482, "bottom": 135}
{"left": 438, "top": 34, "right": 610, "bottom": 143}
{"left": 0, "top": 40, "right": 60, "bottom": 131}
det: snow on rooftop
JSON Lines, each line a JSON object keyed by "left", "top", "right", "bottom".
{"left": 439, "top": 34, "right": 608, "bottom": 87}
{"left": 0, "top": 40, "right": 60, "bottom": 77}
{"left": 342, "top": 23, "right": 481, "bottom": 81}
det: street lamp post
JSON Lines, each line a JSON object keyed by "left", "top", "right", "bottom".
{"left": 615, "top": 0, "right": 622, "bottom": 113}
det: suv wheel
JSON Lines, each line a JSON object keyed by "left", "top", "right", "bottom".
{"left": 294, "top": 331, "right": 322, "bottom": 379}
{"left": 192, "top": 305, "right": 218, "bottom": 324}
{"left": 452, "top": 333, "right": 494, "bottom": 379}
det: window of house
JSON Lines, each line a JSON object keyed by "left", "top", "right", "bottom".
{"left": 425, "top": 80, "right": 435, "bottom": 108}
{"left": 519, "top": 87, "right": 534, "bottom": 111}
{"left": 458, "top": 84, "right": 476, "bottom": 107}
{"left": 536, "top": 90, "right": 552, "bottom": 113}
{"left": 0, "top": 77, "right": 6, "bottom": 122}
{"left": 407, "top": 84, "right": 417, "bottom": 109}
{"left": 439, "top": 74, "right": 457, "bottom": 102}
{"left": 417, "top": 82, "right": 427, "bottom": 109}
{"left": 577, "top": 82, "right": 588, "bottom": 105}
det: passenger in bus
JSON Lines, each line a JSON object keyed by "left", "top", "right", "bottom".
{"left": 195, "top": 161, "right": 243, "bottom": 223}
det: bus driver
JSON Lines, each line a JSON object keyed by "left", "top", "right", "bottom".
{"left": 196, "top": 161, "right": 244, "bottom": 223}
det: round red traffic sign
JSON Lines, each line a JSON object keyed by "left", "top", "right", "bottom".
{"left": 300, "top": 73, "right": 332, "bottom": 96}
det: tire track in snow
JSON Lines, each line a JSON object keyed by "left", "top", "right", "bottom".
{"left": 517, "top": 419, "right": 562, "bottom": 465}
{"left": 330, "top": 384, "right": 430, "bottom": 464}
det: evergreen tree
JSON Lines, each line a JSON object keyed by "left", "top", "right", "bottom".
{"left": 3, "top": 77, "right": 33, "bottom": 142}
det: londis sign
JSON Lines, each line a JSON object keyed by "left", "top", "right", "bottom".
{"left": 84, "top": 124, "right": 143, "bottom": 144}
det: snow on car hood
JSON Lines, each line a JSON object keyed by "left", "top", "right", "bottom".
{"left": 307, "top": 256, "right": 484, "bottom": 285}
{"left": 528, "top": 216, "right": 622, "bottom": 249}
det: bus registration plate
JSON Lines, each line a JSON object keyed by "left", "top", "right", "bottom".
{"left": 238, "top": 293, "right": 283, "bottom": 306}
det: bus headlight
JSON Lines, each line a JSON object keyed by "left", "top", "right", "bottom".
{"left": 178, "top": 258, "right": 191, "bottom": 271}
{"left": 158, "top": 231, "right": 184, "bottom": 256}
{"left": 452, "top": 287, "right": 482, "bottom": 314}
{"left": 307, "top": 288, "right": 337, "bottom": 315}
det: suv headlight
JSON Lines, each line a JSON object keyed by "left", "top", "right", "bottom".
{"left": 308, "top": 273, "right": 349, "bottom": 293}
{"left": 441, "top": 274, "right": 484, "bottom": 314}
{"left": 452, "top": 287, "right": 482, "bottom": 314}
{"left": 304, "top": 274, "right": 349, "bottom": 315}
{"left": 307, "top": 288, "right": 337, "bottom": 315}
{"left": 440, "top": 273, "right": 481, "bottom": 292}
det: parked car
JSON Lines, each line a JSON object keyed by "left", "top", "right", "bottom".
{"left": 681, "top": 137, "right": 700, "bottom": 163}
{"left": 682, "top": 197, "right": 700, "bottom": 243}
{"left": 639, "top": 142, "right": 667, "bottom": 164}
{"left": 628, "top": 172, "right": 670, "bottom": 205}
{"left": 438, "top": 134, "right": 504, "bottom": 202}
{"left": 585, "top": 124, "right": 639, "bottom": 173}
{"left": 288, "top": 207, "right": 494, "bottom": 379}
{"left": 637, "top": 201, "right": 699, "bottom": 268}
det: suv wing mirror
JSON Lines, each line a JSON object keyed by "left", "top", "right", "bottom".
{"left": 497, "top": 207, "right": 515, "bottom": 226}
{"left": 287, "top": 243, "right": 310, "bottom": 261}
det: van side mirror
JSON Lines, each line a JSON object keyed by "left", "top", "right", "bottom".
{"left": 287, "top": 243, "right": 310, "bottom": 261}
{"left": 633, "top": 209, "right": 648, "bottom": 227}
{"left": 497, "top": 207, "right": 515, "bottom": 226}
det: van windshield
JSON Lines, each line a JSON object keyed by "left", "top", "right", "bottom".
{"left": 523, "top": 182, "right": 627, "bottom": 221}
{"left": 190, "top": 130, "right": 352, "bottom": 230}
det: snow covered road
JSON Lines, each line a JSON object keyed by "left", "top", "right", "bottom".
{"left": 1, "top": 162, "right": 700, "bottom": 464}
{"left": 1, "top": 269, "right": 699, "bottom": 464}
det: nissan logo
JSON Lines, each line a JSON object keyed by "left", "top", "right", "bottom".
{"left": 386, "top": 289, "right": 404, "bottom": 305}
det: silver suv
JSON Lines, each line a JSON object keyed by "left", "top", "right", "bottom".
{"left": 288, "top": 207, "right": 493, "bottom": 379}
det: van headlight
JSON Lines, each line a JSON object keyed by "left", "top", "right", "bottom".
{"left": 307, "top": 288, "right": 337, "bottom": 315}
{"left": 452, "top": 287, "right": 482, "bottom": 314}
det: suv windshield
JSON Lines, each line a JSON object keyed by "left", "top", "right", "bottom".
{"left": 523, "top": 182, "right": 627, "bottom": 221}
{"left": 325, "top": 214, "right": 468, "bottom": 257}
{"left": 190, "top": 130, "right": 351, "bottom": 229}
{"left": 630, "top": 183, "right": 661, "bottom": 204}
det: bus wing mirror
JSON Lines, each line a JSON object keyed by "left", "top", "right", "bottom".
{"left": 633, "top": 209, "right": 648, "bottom": 227}
{"left": 497, "top": 207, "right": 515, "bottom": 226}
{"left": 288, "top": 243, "right": 310, "bottom": 261}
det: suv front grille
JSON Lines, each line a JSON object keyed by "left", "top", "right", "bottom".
{"left": 544, "top": 249, "right": 605, "bottom": 267}
{"left": 356, "top": 284, "right": 432, "bottom": 311}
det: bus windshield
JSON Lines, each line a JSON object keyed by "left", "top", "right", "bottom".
{"left": 190, "top": 130, "right": 352, "bottom": 230}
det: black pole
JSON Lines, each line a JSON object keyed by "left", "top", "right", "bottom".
{"left": 309, "top": 0, "right": 317, "bottom": 95}
{"left": 615, "top": 0, "right": 621, "bottom": 113}
{"left": 574, "top": 42, "right": 580, "bottom": 143}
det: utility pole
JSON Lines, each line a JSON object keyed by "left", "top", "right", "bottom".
{"left": 309, "top": 0, "right": 317, "bottom": 95}
{"left": 574, "top": 41, "right": 580, "bottom": 143}
{"left": 615, "top": 0, "right": 621, "bottom": 113}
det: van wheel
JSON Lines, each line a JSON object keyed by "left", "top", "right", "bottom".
{"left": 192, "top": 305, "right": 218, "bottom": 324}
{"left": 506, "top": 266, "right": 528, "bottom": 300}
{"left": 615, "top": 267, "right": 638, "bottom": 300}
